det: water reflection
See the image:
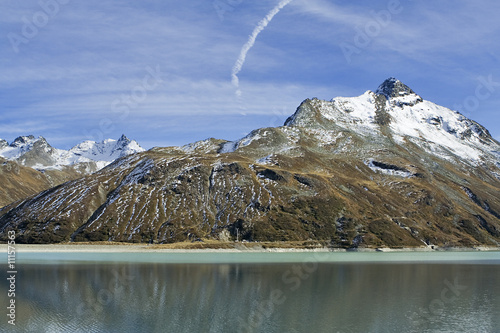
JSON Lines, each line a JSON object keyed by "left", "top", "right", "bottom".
{"left": 1, "top": 262, "right": 499, "bottom": 332}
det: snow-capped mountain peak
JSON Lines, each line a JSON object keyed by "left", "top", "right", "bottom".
{"left": 0, "top": 135, "right": 144, "bottom": 172}
{"left": 0, "top": 135, "right": 51, "bottom": 160}
{"left": 247, "top": 78, "right": 500, "bottom": 166}
{"left": 68, "top": 134, "right": 144, "bottom": 165}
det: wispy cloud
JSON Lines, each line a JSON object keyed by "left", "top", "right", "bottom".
{"left": 291, "top": 0, "right": 500, "bottom": 67}
{"left": 1, "top": 0, "right": 499, "bottom": 149}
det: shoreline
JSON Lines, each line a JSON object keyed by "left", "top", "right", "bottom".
{"left": 4, "top": 243, "right": 500, "bottom": 264}
{"left": 3, "top": 243, "right": 500, "bottom": 253}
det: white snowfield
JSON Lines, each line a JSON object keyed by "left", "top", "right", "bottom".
{"left": 0, "top": 134, "right": 144, "bottom": 171}
{"left": 324, "top": 90, "right": 489, "bottom": 161}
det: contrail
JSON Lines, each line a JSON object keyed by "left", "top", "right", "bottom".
{"left": 231, "top": 0, "right": 294, "bottom": 97}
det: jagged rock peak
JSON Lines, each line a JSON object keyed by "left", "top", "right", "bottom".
{"left": 9, "top": 135, "right": 36, "bottom": 147}
{"left": 118, "top": 134, "right": 130, "bottom": 143}
{"left": 116, "top": 134, "right": 136, "bottom": 148}
{"left": 376, "top": 77, "right": 417, "bottom": 99}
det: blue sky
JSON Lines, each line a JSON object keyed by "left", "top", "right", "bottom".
{"left": 1, "top": 0, "right": 500, "bottom": 149}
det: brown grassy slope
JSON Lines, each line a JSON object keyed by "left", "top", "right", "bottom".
{"left": 0, "top": 158, "right": 85, "bottom": 208}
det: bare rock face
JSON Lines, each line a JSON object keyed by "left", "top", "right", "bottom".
{"left": 376, "top": 77, "right": 417, "bottom": 99}
{"left": 1, "top": 79, "right": 499, "bottom": 247}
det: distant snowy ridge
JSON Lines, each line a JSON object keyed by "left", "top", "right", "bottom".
{"left": 0, "top": 134, "right": 144, "bottom": 171}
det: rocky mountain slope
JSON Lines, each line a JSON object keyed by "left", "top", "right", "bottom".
{"left": 0, "top": 135, "right": 144, "bottom": 208}
{"left": 1, "top": 78, "right": 499, "bottom": 247}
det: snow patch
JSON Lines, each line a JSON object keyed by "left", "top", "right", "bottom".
{"left": 256, "top": 155, "right": 275, "bottom": 165}
{"left": 366, "top": 159, "right": 413, "bottom": 178}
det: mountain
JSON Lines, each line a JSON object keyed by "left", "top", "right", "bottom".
{"left": 0, "top": 157, "right": 86, "bottom": 209}
{"left": 0, "top": 135, "right": 144, "bottom": 208}
{"left": 0, "top": 134, "right": 144, "bottom": 171}
{"left": 1, "top": 78, "right": 499, "bottom": 247}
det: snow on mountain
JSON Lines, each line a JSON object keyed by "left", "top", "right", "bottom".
{"left": 0, "top": 134, "right": 144, "bottom": 171}
{"left": 61, "top": 135, "right": 145, "bottom": 169}
{"left": 0, "top": 135, "right": 39, "bottom": 159}
{"left": 212, "top": 77, "right": 500, "bottom": 174}
{"left": 278, "top": 78, "right": 499, "bottom": 165}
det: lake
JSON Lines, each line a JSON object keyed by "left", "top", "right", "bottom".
{"left": 2, "top": 251, "right": 500, "bottom": 332}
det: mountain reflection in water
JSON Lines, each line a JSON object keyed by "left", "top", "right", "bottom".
{"left": 2, "top": 258, "right": 499, "bottom": 333}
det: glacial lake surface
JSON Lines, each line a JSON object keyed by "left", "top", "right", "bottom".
{"left": 2, "top": 251, "right": 500, "bottom": 332}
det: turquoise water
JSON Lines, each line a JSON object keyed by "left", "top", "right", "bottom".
{"left": 2, "top": 252, "right": 500, "bottom": 332}
{"left": 15, "top": 250, "right": 500, "bottom": 264}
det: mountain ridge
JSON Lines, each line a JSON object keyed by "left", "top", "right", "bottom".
{"left": 0, "top": 134, "right": 144, "bottom": 171}
{"left": 1, "top": 78, "right": 499, "bottom": 247}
